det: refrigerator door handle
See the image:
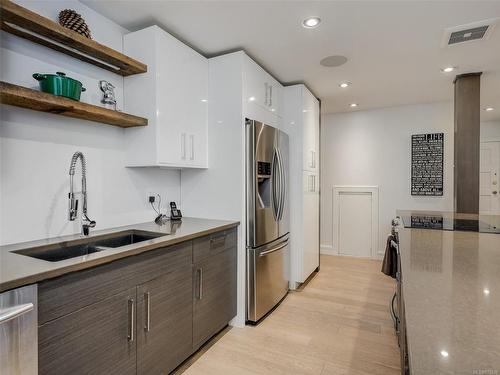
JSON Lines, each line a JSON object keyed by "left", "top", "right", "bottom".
{"left": 277, "top": 148, "right": 285, "bottom": 221}
{"left": 274, "top": 148, "right": 281, "bottom": 221}
{"left": 280, "top": 148, "right": 286, "bottom": 220}
{"left": 271, "top": 148, "right": 279, "bottom": 220}
{"left": 259, "top": 239, "right": 288, "bottom": 257}
{"left": 278, "top": 149, "right": 283, "bottom": 219}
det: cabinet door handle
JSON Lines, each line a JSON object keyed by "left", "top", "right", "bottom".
{"left": 181, "top": 133, "right": 186, "bottom": 160}
{"left": 269, "top": 85, "right": 273, "bottom": 107}
{"left": 197, "top": 268, "right": 203, "bottom": 300}
{"left": 144, "top": 292, "right": 150, "bottom": 332}
{"left": 190, "top": 134, "right": 194, "bottom": 161}
{"left": 313, "top": 151, "right": 316, "bottom": 168}
{"left": 127, "top": 298, "right": 134, "bottom": 342}
{"left": 264, "top": 82, "right": 268, "bottom": 106}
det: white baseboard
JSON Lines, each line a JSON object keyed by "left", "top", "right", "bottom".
{"left": 320, "top": 244, "right": 336, "bottom": 256}
{"left": 320, "top": 244, "right": 384, "bottom": 260}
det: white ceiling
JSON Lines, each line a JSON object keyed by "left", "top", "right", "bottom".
{"left": 83, "top": 0, "right": 500, "bottom": 121}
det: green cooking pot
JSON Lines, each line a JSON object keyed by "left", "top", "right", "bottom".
{"left": 33, "top": 72, "right": 86, "bottom": 101}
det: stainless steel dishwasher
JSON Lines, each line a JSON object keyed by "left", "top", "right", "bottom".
{"left": 0, "top": 284, "right": 38, "bottom": 375}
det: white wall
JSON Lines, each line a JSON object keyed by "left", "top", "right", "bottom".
{"left": 481, "top": 120, "right": 500, "bottom": 140}
{"left": 320, "top": 102, "right": 454, "bottom": 256}
{"left": 0, "top": 1, "right": 180, "bottom": 245}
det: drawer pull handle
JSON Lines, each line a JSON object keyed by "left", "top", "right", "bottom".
{"left": 144, "top": 292, "right": 150, "bottom": 332}
{"left": 127, "top": 299, "right": 134, "bottom": 342}
{"left": 197, "top": 268, "right": 203, "bottom": 300}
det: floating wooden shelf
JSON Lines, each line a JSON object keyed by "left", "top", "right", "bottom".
{"left": 0, "top": 81, "right": 148, "bottom": 128}
{"left": 0, "top": 0, "right": 147, "bottom": 76}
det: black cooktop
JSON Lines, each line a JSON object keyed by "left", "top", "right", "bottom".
{"left": 401, "top": 215, "right": 500, "bottom": 233}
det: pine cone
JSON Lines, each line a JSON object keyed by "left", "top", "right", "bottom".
{"left": 58, "top": 9, "right": 92, "bottom": 39}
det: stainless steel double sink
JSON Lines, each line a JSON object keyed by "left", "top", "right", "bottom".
{"left": 13, "top": 230, "right": 165, "bottom": 262}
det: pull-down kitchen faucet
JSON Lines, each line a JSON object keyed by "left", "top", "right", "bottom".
{"left": 68, "top": 151, "right": 96, "bottom": 235}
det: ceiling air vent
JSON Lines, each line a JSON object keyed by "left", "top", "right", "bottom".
{"left": 449, "top": 25, "right": 489, "bottom": 45}
{"left": 442, "top": 18, "right": 498, "bottom": 47}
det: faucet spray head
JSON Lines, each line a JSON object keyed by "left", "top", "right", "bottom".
{"left": 68, "top": 193, "right": 78, "bottom": 221}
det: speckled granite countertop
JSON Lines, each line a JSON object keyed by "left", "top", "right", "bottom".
{"left": 397, "top": 211, "right": 500, "bottom": 375}
{"left": 0, "top": 218, "right": 239, "bottom": 293}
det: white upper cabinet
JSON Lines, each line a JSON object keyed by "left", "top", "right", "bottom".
{"left": 243, "top": 55, "right": 283, "bottom": 123}
{"left": 123, "top": 26, "right": 208, "bottom": 168}
{"left": 302, "top": 88, "right": 320, "bottom": 173}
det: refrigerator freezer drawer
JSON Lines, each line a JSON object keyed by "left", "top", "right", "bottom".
{"left": 247, "top": 237, "right": 289, "bottom": 323}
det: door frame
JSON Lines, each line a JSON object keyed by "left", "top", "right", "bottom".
{"left": 332, "top": 186, "right": 379, "bottom": 258}
{"left": 480, "top": 139, "right": 500, "bottom": 215}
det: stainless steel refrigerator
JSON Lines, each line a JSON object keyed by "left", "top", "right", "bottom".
{"left": 246, "top": 119, "right": 290, "bottom": 323}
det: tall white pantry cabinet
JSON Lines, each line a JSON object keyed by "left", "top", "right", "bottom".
{"left": 123, "top": 26, "right": 208, "bottom": 168}
{"left": 283, "top": 84, "right": 320, "bottom": 287}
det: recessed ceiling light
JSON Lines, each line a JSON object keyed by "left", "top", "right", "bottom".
{"left": 441, "top": 66, "right": 457, "bottom": 73}
{"left": 302, "top": 17, "right": 321, "bottom": 29}
{"left": 248, "top": 96, "right": 256, "bottom": 102}
{"left": 201, "top": 99, "right": 208, "bottom": 103}
{"left": 440, "top": 350, "right": 449, "bottom": 358}
{"left": 484, "top": 107, "right": 495, "bottom": 112}
{"left": 484, "top": 288, "right": 490, "bottom": 295}
{"left": 339, "top": 82, "right": 351, "bottom": 88}
{"left": 349, "top": 103, "right": 358, "bottom": 108}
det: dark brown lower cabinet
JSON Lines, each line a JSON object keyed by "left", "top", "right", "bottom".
{"left": 37, "top": 229, "right": 237, "bottom": 375}
{"left": 193, "top": 247, "right": 237, "bottom": 350}
{"left": 39, "top": 287, "right": 136, "bottom": 375}
{"left": 136, "top": 264, "right": 193, "bottom": 375}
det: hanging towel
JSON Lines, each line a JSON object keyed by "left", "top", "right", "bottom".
{"left": 381, "top": 234, "right": 398, "bottom": 279}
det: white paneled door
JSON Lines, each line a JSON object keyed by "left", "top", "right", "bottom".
{"left": 333, "top": 186, "right": 379, "bottom": 258}
{"left": 337, "top": 191, "right": 373, "bottom": 257}
{"left": 480, "top": 141, "right": 500, "bottom": 214}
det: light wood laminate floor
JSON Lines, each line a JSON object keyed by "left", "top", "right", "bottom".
{"left": 178, "top": 255, "right": 400, "bottom": 375}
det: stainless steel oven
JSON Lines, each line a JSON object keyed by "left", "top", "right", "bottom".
{"left": 0, "top": 284, "right": 38, "bottom": 375}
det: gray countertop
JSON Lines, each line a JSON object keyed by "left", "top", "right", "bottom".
{"left": 0, "top": 217, "right": 239, "bottom": 293}
{"left": 397, "top": 211, "right": 500, "bottom": 375}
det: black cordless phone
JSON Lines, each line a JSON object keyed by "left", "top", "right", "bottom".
{"left": 170, "top": 202, "right": 182, "bottom": 221}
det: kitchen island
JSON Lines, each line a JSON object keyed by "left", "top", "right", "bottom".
{"left": 397, "top": 211, "right": 500, "bottom": 375}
